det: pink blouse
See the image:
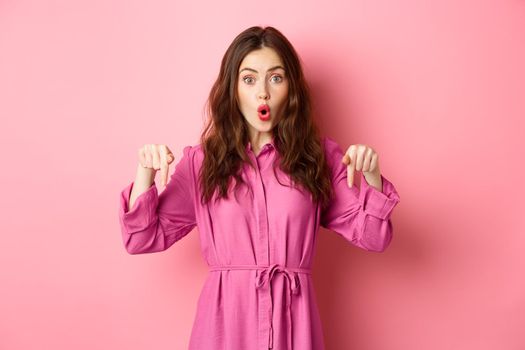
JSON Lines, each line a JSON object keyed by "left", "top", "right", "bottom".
{"left": 118, "top": 136, "right": 401, "bottom": 350}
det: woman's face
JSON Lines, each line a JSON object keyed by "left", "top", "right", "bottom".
{"left": 236, "top": 46, "right": 289, "bottom": 139}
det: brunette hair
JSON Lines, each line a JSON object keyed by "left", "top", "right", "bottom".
{"left": 198, "top": 25, "right": 333, "bottom": 210}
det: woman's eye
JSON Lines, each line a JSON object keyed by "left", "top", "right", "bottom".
{"left": 271, "top": 75, "right": 283, "bottom": 83}
{"left": 242, "top": 76, "right": 255, "bottom": 84}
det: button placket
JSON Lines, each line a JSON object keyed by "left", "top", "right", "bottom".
{"left": 247, "top": 146, "right": 273, "bottom": 349}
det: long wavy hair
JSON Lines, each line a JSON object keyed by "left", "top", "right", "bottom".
{"left": 198, "top": 26, "right": 333, "bottom": 210}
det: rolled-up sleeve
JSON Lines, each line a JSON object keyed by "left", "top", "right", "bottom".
{"left": 320, "top": 137, "right": 401, "bottom": 252}
{"left": 118, "top": 145, "right": 197, "bottom": 254}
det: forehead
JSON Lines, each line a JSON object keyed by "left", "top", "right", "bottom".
{"left": 239, "top": 47, "right": 284, "bottom": 71}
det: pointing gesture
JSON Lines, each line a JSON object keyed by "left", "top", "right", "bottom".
{"left": 138, "top": 144, "right": 175, "bottom": 187}
{"left": 341, "top": 144, "right": 382, "bottom": 189}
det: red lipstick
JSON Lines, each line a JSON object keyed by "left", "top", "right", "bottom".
{"left": 258, "top": 104, "right": 271, "bottom": 121}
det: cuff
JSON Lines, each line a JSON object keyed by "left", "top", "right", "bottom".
{"left": 358, "top": 172, "right": 400, "bottom": 220}
{"left": 119, "top": 181, "right": 158, "bottom": 234}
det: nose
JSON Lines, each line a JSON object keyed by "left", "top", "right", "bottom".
{"left": 258, "top": 85, "right": 269, "bottom": 101}
{"left": 258, "top": 92, "right": 269, "bottom": 100}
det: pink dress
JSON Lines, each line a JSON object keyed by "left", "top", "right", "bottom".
{"left": 118, "top": 136, "right": 401, "bottom": 350}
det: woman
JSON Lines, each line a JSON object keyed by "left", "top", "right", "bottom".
{"left": 119, "top": 26, "right": 401, "bottom": 350}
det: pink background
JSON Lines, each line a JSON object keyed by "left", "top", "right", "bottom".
{"left": 1, "top": 0, "right": 524, "bottom": 349}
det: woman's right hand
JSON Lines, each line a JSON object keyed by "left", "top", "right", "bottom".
{"left": 138, "top": 144, "right": 175, "bottom": 187}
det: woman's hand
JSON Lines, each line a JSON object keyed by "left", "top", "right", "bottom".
{"left": 341, "top": 144, "right": 382, "bottom": 190}
{"left": 138, "top": 144, "right": 175, "bottom": 187}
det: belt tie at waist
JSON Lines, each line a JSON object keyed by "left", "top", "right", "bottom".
{"left": 209, "top": 263, "right": 312, "bottom": 350}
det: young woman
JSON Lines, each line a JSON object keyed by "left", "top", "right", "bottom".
{"left": 119, "top": 26, "right": 401, "bottom": 350}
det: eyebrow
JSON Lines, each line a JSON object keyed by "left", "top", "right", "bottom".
{"left": 239, "top": 65, "right": 285, "bottom": 74}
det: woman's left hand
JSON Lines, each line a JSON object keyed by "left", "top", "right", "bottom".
{"left": 341, "top": 144, "right": 382, "bottom": 190}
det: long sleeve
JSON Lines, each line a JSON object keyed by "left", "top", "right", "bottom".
{"left": 118, "top": 145, "right": 197, "bottom": 254}
{"left": 320, "top": 137, "right": 401, "bottom": 252}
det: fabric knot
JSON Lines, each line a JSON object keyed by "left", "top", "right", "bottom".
{"left": 255, "top": 263, "right": 300, "bottom": 294}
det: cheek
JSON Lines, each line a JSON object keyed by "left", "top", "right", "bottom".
{"left": 274, "top": 86, "right": 289, "bottom": 105}
{"left": 237, "top": 88, "right": 249, "bottom": 107}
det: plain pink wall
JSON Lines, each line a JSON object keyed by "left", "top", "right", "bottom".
{"left": 1, "top": 0, "right": 524, "bottom": 349}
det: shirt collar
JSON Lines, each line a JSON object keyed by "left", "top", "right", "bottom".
{"left": 246, "top": 134, "right": 276, "bottom": 152}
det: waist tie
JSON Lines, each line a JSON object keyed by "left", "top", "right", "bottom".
{"left": 208, "top": 264, "right": 312, "bottom": 350}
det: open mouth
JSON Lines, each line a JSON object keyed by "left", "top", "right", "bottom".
{"left": 257, "top": 104, "right": 271, "bottom": 120}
